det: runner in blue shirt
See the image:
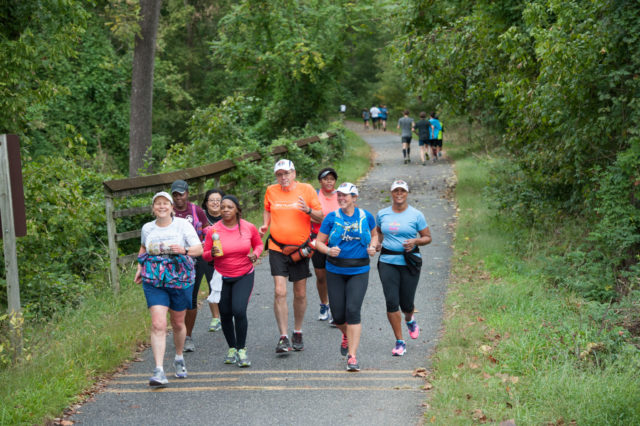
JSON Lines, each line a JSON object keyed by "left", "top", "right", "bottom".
{"left": 315, "top": 182, "right": 378, "bottom": 371}
{"left": 375, "top": 180, "right": 431, "bottom": 357}
{"left": 379, "top": 104, "right": 388, "bottom": 131}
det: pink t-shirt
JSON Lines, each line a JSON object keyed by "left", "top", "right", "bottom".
{"left": 202, "top": 219, "right": 263, "bottom": 277}
{"left": 311, "top": 190, "right": 340, "bottom": 235}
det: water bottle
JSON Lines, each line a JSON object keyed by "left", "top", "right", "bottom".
{"left": 300, "top": 239, "right": 316, "bottom": 258}
{"left": 212, "top": 231, "right": 223, "bottom": 257}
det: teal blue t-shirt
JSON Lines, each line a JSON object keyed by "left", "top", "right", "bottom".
{"left": 376, "top": 205, "right": 428, "bottom": 266}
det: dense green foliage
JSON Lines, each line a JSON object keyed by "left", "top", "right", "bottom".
{"left": 398, "top": 0, "right": 640, "bottom": 301}
{"left": 0, "top": 0, "right": 365, "bottom": 333}
{"left": 429, "top": 126, "right": 640, "bottom": 423}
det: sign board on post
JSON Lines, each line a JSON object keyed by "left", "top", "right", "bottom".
{"left": 0, "top": 134, "right": 26, "bottom": 238}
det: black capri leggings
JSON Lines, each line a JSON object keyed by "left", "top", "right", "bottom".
{"left": 218, "top": 271, "right": 254, "bottom": 349}
{"left": 192, "top": 256, "right": 214, "bottom": 309}
{"left": 326, "top": 271, "right": 369, "bottom": 325}
{"left": 378, "top": 261, "right": 420, "bottom": 313}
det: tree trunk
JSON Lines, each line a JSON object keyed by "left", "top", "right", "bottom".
{"left": 129, "top": 0, "right": 162, "bottom": 177}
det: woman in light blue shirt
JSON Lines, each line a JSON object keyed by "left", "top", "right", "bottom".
{"left": 375, "top": 180, "right": 431, "bottom": 357}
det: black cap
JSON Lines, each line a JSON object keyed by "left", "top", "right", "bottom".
{"left": 171, "top": 179, "right": 189, "bottom": 194}
{"left": 317, "top": 167, "right": 338, "bottom": 181}
{"left": 221, "top": 194, "right": 241, "bottom": 209}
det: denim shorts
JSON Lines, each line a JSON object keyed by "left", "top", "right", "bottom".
{"left": 143, "top": 283, "right": 193, "bottom": 311}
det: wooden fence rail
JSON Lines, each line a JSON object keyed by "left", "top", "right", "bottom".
{"left": 103, "top": 131, "right": 336, "bottom": 292}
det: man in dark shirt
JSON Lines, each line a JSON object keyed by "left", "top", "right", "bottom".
{"left": 171, "top": 179, "right": 208, "bottom": 352}
{"left": 413, "top": 111, "right": 431, "bottom": 166}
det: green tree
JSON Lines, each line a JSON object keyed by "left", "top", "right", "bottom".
{"left": 211, "top": 0, "right": 380, "bottom": 139}
{"left": 0, "top": 1, "right": 88, "bottom": 139}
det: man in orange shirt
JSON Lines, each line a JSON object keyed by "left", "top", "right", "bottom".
{"left": 259, "top": 159, "right": 323, "bottom": 353}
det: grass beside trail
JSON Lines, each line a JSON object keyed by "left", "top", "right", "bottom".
{"left": 425, "top": 125, "right": 640, "bottom": 424}
{"left": 0, "top": 127, "right": 371, "bottom": 425}
{"left": 0, "top": 273, "right": 148, "bottom": 425}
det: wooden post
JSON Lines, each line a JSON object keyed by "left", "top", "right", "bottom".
{"left": 104, "top": 190, "right": 120, "bottom": 293}
{"left": 0, "top": 134, "right": 22, "bottom": 357}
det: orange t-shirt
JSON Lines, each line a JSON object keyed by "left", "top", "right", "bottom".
{"left": 311, "top": 190, "right": 339, "bottom": 235}
{"left": 264, "top": 182, "right": 322, "bottom": 251}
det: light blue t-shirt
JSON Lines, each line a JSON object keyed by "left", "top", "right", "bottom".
{"left": 320, "top": 208, "right": 376, "bottom": 275}
{"left": 376, "top": 205, "right": 428, "bottom": 266}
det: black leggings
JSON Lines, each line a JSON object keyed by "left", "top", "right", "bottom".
{"left": 218, "top": 271, "right": 254, "bottom": 349}
{"left": 191, "top": 256, "right": 214, "bottom": 309}
{"left": 378, "top": 261, "right": 420, "bottom": 313}
{"left": 326, "top": 271, "right": 369, "bottom": 325}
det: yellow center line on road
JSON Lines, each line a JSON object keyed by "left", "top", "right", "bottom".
{"left": 112, "top": 377, "right": 239, "bottom": 385}
{"left": 106, "top": 385, "right": 420, "bottom": 393}
{"left": 118, "top": 369, "right": 415, "bottom": 378}
{"left": 112, "top": 376, "right": 418, "bottom": 385}
{"left": 264, "top": 377, "right": 417, "bottom": 381}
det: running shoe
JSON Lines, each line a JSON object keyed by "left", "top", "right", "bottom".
{"left": 407, "top": 319, "right": 420, "bottom": 339}
{"left": 224, "top": 347, "right": 238, "bottom": 364}
{"left": 346, "top": 355, "right": 360, "bottom": 372}
{"left": 292, "top": 332, "right": 304, "bottom": 351}
{"left": 329, "top": 317, "right": 337, "bottom": 327}
{"left": 392, "top": 340, "right": 406, "bottom": 356}
{"left": 184, "top": 336, "right": 195, "bottom": 352}
{"left": 149, "top": 368, "right": 168, "bottom": 387}
{"left": 209, "top": 317, "right": 222, "bottom": 332}
{"left": 236, "top": 348, "right": 251, "bottom": 368}
{"left": 318, "top": 303, "right": 330, "bottom": 321}
{"left": 173, "top": 358, "right": 187, "bottom": 378}
{"left": 340, "top": 334, "right": 348, "bottom": 356}
{"left": 276, "top": 335, "right": 292, "bottom": 353}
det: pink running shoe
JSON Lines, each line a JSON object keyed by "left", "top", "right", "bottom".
{"left": 392, "top": 340, "right": 406, "bottom": 356}
{"left": 346, "top": 355, "right": 360, "bottom": 372}
{"left": 340, "top": 334, "right": 348, "bottom": 356}
{"left": 407, "top": 319, "right": 420, "bottom": 339}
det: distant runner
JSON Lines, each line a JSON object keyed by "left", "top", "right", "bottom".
{"left": 397, "top": 110, "right": 415, "bottom": 164}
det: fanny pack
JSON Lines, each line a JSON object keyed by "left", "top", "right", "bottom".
{"left": 267, "top": 235, "right": 315, "bottom": 263}
{"left": 380, "top": 246, "right": 422, "bottom": 275}
{"left": 326, "top": 256, "right": 370, "bottom": 268}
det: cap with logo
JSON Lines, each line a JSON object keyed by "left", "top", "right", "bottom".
{"left": 171, "top": 179, "right": 189, "bottom": 194}
{"left": 336, "top": 182, "right": 358, "bottom": 196}
{"left": 390, "top": 180, "right": 409, "bottom": 192}
{"left": 274, "top": 159, "right": 295, "bottom": 173}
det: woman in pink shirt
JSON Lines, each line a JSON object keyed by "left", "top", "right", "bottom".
{"left": 203, "top": 195, "right": 263, "bottom": 367}
{"left": 311, "top": 167, "right": 340, "bottom": 323}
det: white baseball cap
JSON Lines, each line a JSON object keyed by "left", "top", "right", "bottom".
{"left": 336, "top": 182, "right": 358, "bottom": 196}
{"left": 390, "top": 180, "right": 409, "bottom": 192}
{"left": 274, "top": 159, "right": 295, "bottom": 173}
{"left": 152, "top": 191, "right": 174, "bottom": 204}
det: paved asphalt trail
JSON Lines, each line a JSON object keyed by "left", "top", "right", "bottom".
{"left": 71, "top": 123, "right": 456, "bottom": 425}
